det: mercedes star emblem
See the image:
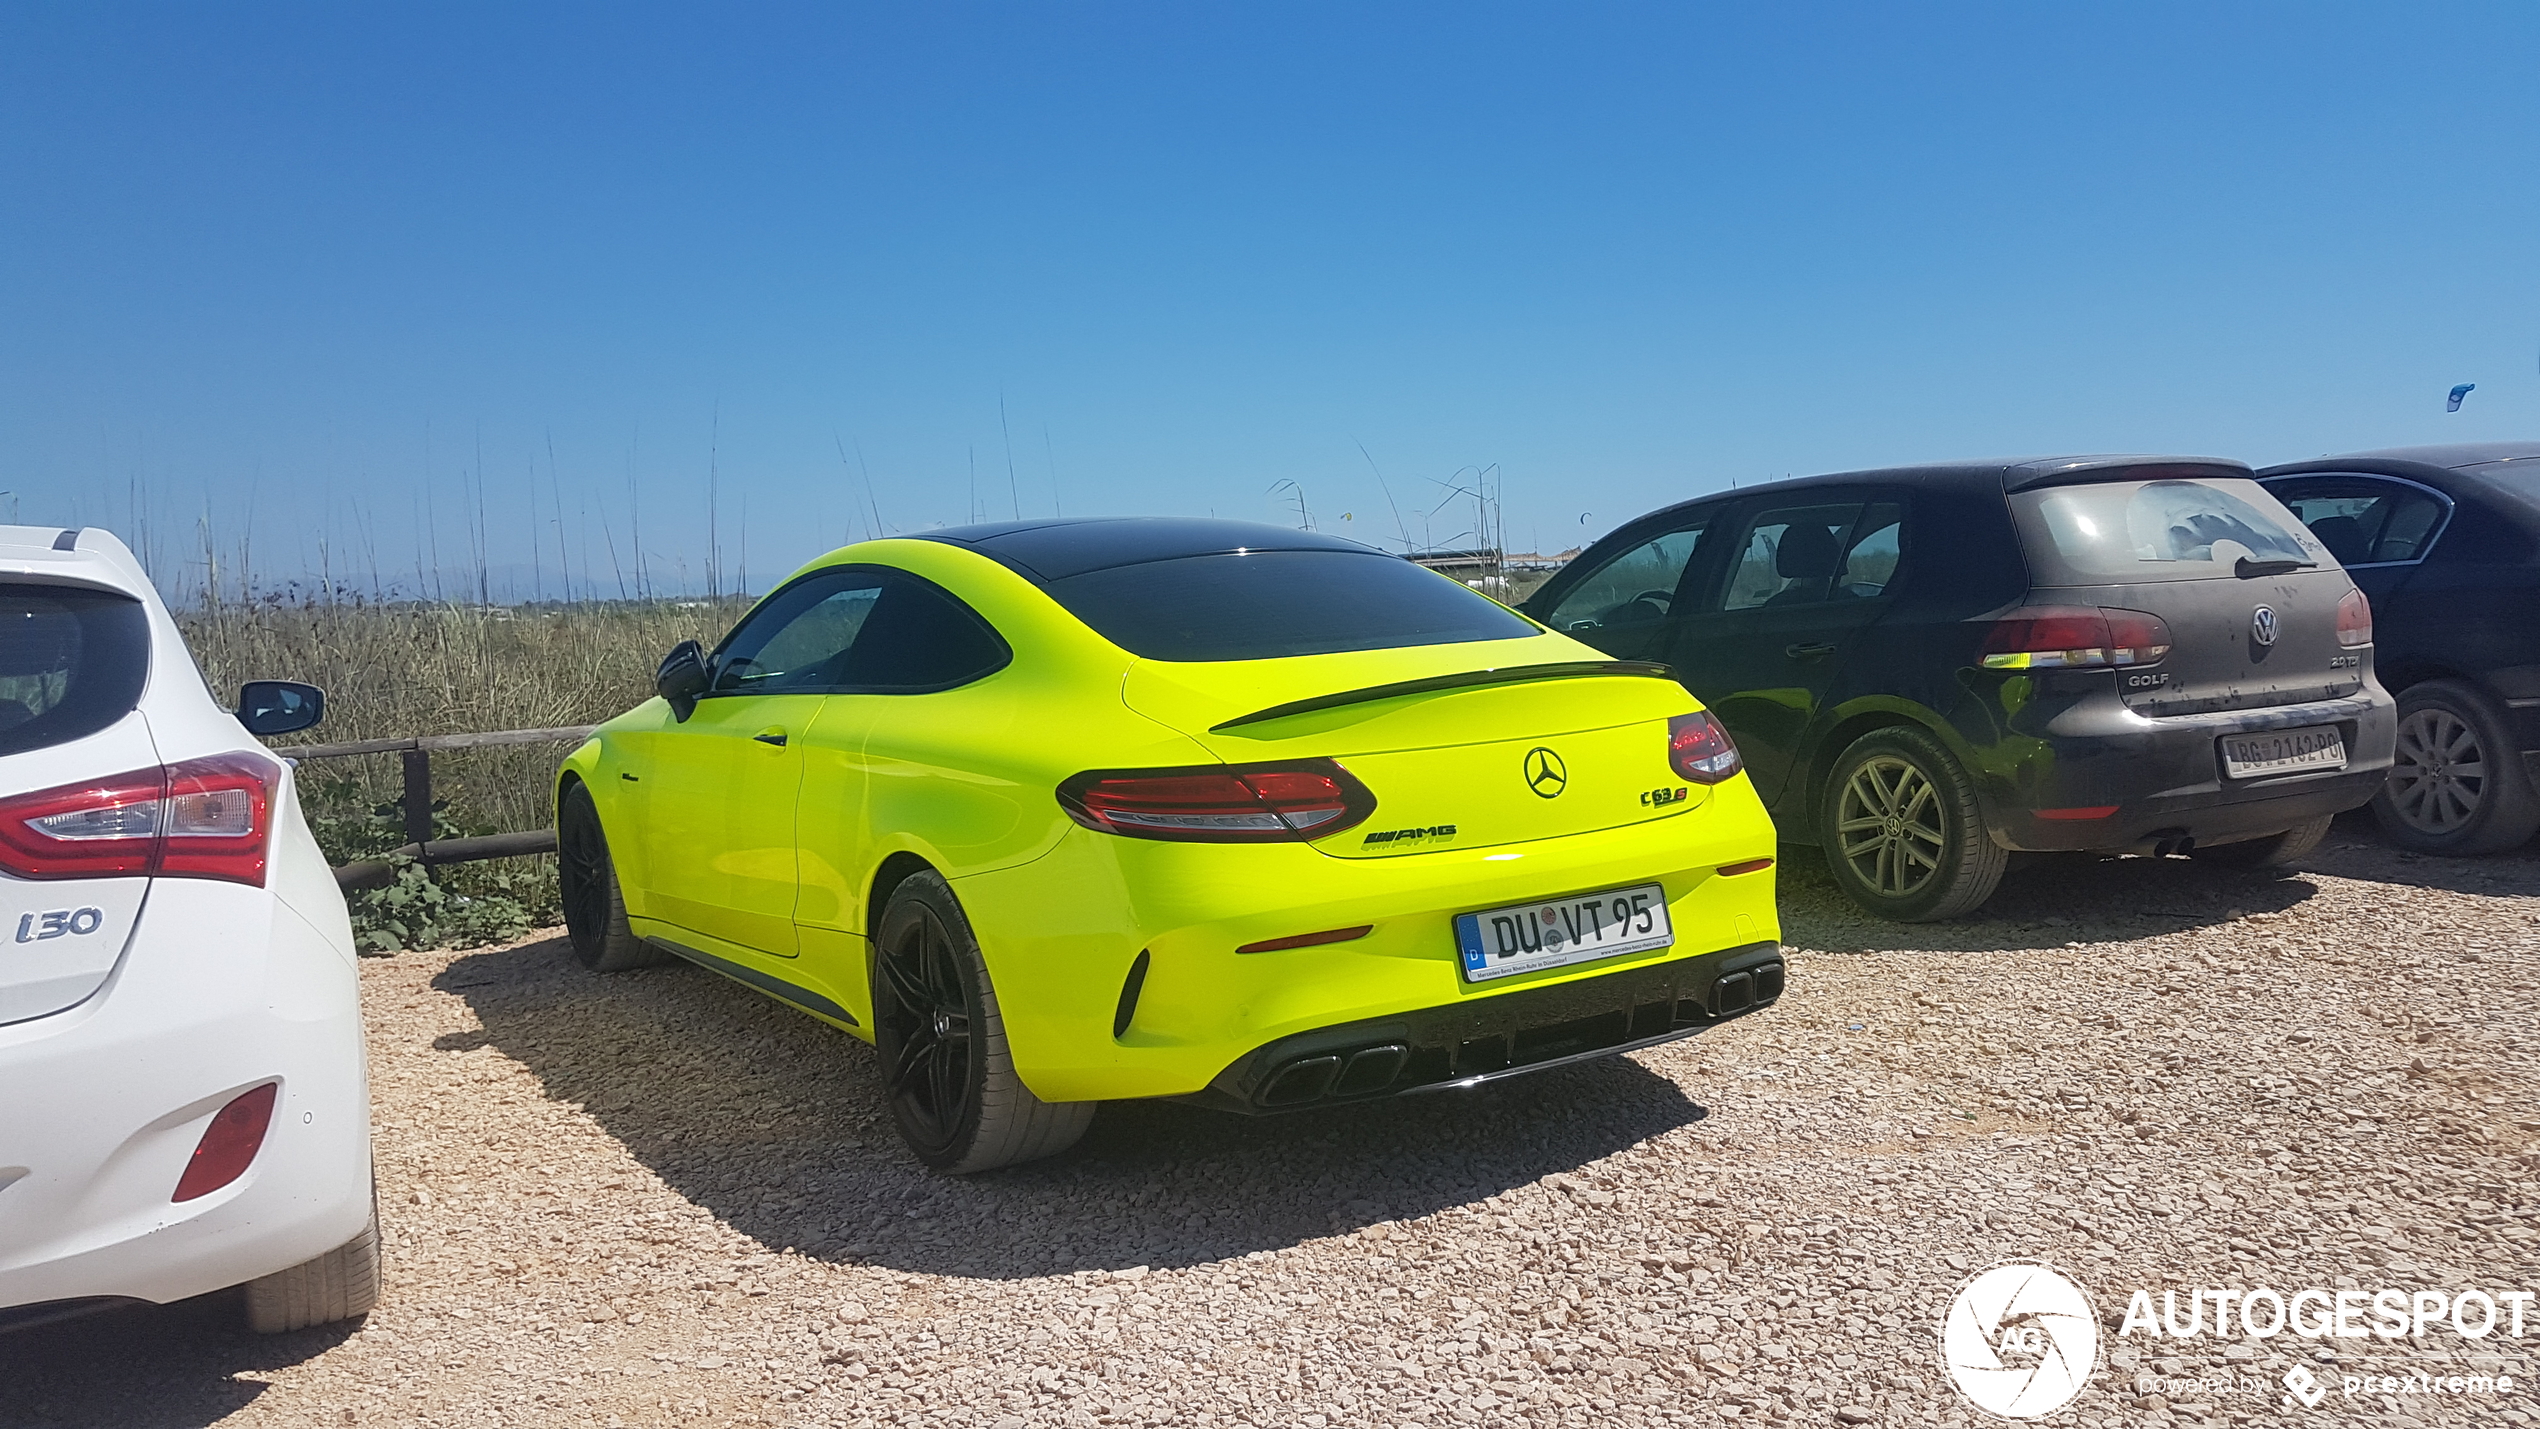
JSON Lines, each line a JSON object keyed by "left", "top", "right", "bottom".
{"left": 1523, "top": 746, "right": 1568, "bottom": 798}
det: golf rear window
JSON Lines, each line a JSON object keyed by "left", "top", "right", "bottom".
{"left": 0, "top": 583, "right": 150, "bottom": 756}
{"left": 2011, "top": 478, "right": 2326, "bottom": 584}
{"left": 1045, "top": 550, "right": 1538, "bottom": 661}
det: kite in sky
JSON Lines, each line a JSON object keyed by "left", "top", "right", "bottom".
{"left": 2448, "top": 383, "right": 2475, "bottom": 412}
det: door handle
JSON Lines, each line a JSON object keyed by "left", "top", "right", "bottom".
{"left": 752, "top": 729, "right": 788, "bottom": 747}
{"left": 1785, "top": 642, "right": 1837, "bottom": 660}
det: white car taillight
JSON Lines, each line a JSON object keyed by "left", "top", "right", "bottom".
{"left": 0, "top": 753, "right": 277, "bottom": 886}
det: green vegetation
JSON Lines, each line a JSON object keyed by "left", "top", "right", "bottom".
{"left": 178, "top": 597, "right": 748, "bottom": 951}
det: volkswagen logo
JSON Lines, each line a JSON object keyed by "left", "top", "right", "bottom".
{"left": 1522, "top": 746, "right": 1568, "bottom": 798}
{"left": 2251, "top": 605, "right": 2278, "bottom": 647}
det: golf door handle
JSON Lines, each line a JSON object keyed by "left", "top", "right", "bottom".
{"left": 752, "top": 728, "right": 788, "bottom": 747}
{"left": 1784, "top": 642, "right": 1836, "bottom": 660}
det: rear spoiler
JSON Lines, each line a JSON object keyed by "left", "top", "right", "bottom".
{"left": 2001, "top": 457, "right": 2252, "bottom": 493}
{"left": 1212, "top": 660, "right": 1679, "bottom": 732}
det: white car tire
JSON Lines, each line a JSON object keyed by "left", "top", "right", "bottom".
{"left": 244, "top": 1191, "right": 381, "bottom": 1333}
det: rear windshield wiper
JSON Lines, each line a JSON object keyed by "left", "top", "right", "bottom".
{"left": 2235, "top": 557, "right": 2317, "bottom": 578}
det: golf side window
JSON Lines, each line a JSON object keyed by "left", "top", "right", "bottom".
{"left": 1717, "top": 502, "right": 1868, "bottom": 611}
{"left": 1536, "top": 514, "right": 1712, "bottom": 661}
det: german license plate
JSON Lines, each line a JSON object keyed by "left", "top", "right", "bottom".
{"left": 2220, "top": 725, "right": 2347, "bottom": 779}
{"left": 1453, "top": 882, "right": 1672, "bottom": 984}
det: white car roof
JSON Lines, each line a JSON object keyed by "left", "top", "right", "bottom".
{"left": 0, "top": 525, "right": 155, "bottom": 598}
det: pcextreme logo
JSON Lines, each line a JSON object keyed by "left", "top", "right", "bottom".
{"left": 1937, "top": 1259, "right": 2101, "bottom": 1419}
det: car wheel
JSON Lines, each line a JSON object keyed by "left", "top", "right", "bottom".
{"left": 1820, "top": 726, "right": 2007, "bottom": 921}
{"left": 2189, "top": 815, "right": 2333, "bottom": 870}
{"left": 2373, "top": 680, "right": 2540, "bottom": 855}
{"left": 558, "top": 782, "right": 669, "bottom": 972}
{"left": 872, "top": 871, "right": 1093, "bottom": 1174}
{"left": 245, "top": 1184, "right": 380, "bottom": 1333}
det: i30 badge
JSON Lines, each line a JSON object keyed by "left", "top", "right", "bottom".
{"left": 1523, "top": 746, "right": 1568, "bottom": 798}
{"left": 2251, "top": 605, "right": 2278, "bottom": 646}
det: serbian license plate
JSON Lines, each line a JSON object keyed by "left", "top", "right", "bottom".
{"left": 2220, "top": 725, "right": 2348, "bottom": 779}
{"left": 1454, "top": 882, "right": 1673, "bottom": 984}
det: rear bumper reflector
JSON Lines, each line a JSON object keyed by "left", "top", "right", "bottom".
{"left": 1236, "top": 925, "right": 1373, "bottom": 955}
{"left": 1716, "top": 857, "right": 1774, "bottom": 876}
{"left": 2036, "top": 806, "right": 2119, "bottom": 821}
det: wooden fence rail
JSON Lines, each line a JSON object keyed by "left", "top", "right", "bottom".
{"left": 272, "top": 725, "right": 597, "bottom": 891}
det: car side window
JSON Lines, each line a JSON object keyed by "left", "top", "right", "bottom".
{"left": 1718, "top": 502, "right": 1866, "bottom": 612}
{"left": 1834, "top": 501, "right": 1905, "bottom": 599}
{"left": 2266, "top": 478, "right": 2450, "bottom": 566}
{"left": 840, "top": 575, "right": 1012, "bottom": 691}
{"left": 1537, "top": 519, "right": 1710, "bottom": 660}
{"left": 711, "top": 572, "right": 887, "bottom": 694}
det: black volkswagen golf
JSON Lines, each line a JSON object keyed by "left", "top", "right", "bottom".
{"left": 2257, "top": 443, "right": 2540, "bottom": 855}
{"left": 1525, "top": 456, "right": 2398, "bottom": 920}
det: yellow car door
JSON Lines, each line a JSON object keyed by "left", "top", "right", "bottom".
{"left": 639, "top": 571, "right": 887, "bottom": 957}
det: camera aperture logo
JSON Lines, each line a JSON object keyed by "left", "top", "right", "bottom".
{"left": 1938, "top": 1259, "right": 2102, "bottom": 1419}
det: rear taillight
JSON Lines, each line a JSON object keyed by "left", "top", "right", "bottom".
{"left": 0, "top": 754, "right": 277, "bottom": 886}
{"left": 173, "top": 1082, "right": 278, "bottom": 1202}
{"left": 1979, "top": 606, "right": 2173, "bottom": 671}
{"left": 1058, "top": 760, "right": 1377, "bottom": 843}
{"left": 2336, "top": 588, "right": 2373, "bottom": 648}
{"left": 1667, "top": 711, "right": 1743, "bottom": 784}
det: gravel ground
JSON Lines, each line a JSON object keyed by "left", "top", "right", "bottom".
{"left": 8, "top": 811, "right": 2537, "bottom": 1429}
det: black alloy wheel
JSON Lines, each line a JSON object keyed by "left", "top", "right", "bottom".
{"left": 874, "top": 899, "right": 979, "bottom": 1159}
{"left": 869, "top": 871, "right": 1094, "bottom": 1174}
{"left": 557, "top": 783, "right": 665, "bottom": 972}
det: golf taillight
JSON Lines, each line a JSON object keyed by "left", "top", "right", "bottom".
{"left": 172, "top": 1082, "right": 278, "bottom": 1202}
{"left": 0, "top": 753, "right": 277, "bottom": 886}
{"left": 1979, "top": 606, "right": 2172, "bottom": 671}
{"left": 2336, "top": 588, "right": 2373, "bottom": 648}
{"left": 1667, "top": 710, "right": 1743, "bottom": 784}
{"left": 1058, "top": 760, "right": 1377, "bottom": 843}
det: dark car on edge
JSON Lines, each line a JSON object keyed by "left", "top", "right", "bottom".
{"left": 2255, "top": 443, "right": 2540, "bottom": 855}
{"left": 1522, "top": 456, "right": 2397, "bottom": 920}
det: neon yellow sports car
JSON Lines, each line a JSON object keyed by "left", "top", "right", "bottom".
{"left": 555, "top": 519, "right": 1784, "bottom": 1172}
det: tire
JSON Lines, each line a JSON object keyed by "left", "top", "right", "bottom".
{"left": 2189, "top": 815, "right": 2333, "bottom": 870}
{"left": 871, "top": 871, "right": 1093, "bottom": 1174}
{"left": 2372, "top": 680, "right": 2540, "bottom": 856}
{"left": 558, "top": 782, "right": 669, "bottom": 972}
{"left": 245, "top": 1190, "right": 380, "bottom": 1333}
{"left": 1818, "top": 726, "right": 2007, "bottom": 922}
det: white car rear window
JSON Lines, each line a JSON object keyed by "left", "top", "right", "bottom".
{"left": 0, "top": 584, "right": 150, "bottom": 756}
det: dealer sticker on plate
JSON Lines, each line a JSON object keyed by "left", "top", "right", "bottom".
{"left": 1453, "top": 882, "right": 1673, "bottom": 983}
{"left": 2220, "top": 725, "right": 2347, "bottom": 779}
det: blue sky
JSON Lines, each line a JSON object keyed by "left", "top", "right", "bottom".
{"left": 5, "top": 3, "right": 2537, "bottom": 599}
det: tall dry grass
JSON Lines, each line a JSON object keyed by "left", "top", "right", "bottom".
{"left": 179, "top": 598, "right": 744, "bottom": 832}
{"left": 176, "top": 598, "right": 748, "bottom": 949}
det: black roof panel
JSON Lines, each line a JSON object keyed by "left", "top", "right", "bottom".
{"left": 914, "top": 517, "right": 1386, "bottom": 582}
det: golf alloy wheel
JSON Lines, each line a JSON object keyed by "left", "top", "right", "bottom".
{"left": 1835, "top": 754, "right": 1945, "bottom": 899}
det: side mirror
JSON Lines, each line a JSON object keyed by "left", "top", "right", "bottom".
{"left": 656, "top": 640, "right": 709, "bottom": 721}
{"left": 237, "top": 680, "right": 325, "bottom": 736}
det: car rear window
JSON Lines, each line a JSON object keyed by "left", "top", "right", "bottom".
{"left": 1044, "top": 550, "right": 1539, "bottom": 661}
{"left": 2010, "top": 478, "right": 2327, "bottom": 584}
{"left": 0, "top": 583, "right": 151, "bottom": 757}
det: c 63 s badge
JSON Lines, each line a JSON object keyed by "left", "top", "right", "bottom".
{"left": 1639, "top": 786, "right": 1690, "bottom": 807}
{"left": 1363, "top": 824, "right": 1457, "bottom": 846}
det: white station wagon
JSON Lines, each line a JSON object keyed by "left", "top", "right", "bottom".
{"left": 0, "top": 525, "right": 375, "bottom": 1334}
